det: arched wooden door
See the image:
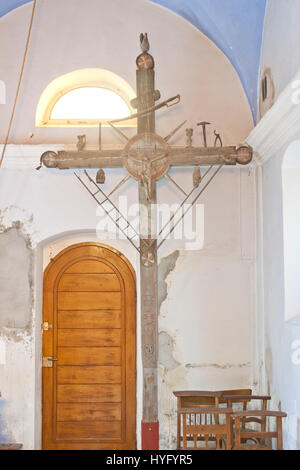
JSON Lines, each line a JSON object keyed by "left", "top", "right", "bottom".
{"left": 42, "top": 243, "right": 136, "bottom": 450}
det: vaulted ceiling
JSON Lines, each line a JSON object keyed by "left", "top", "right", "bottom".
{"left": 0, "top": 0, "right": 266, "bottom": 122}
{"left": 152, "top": 0, "right": 266, "bottom": 121}
{"left": 0, "top": 0, "right": 29, "bottom": 18}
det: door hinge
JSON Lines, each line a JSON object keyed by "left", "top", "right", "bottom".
{"left": 42, "top": 357, "right": 58, "bottom": 368}
{"left": 42, "top": 322, "right": 52, "bottom": 331}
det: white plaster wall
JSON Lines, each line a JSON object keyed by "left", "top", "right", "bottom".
{"left": 282, "top": 166, "right": 300, "bottom": 321}
{"left": 258, "top": 4, "right": 300, "bottom": 444}
{"left": 0, "top": 0, "right": 252, "bottom": 145}
{"left": 0, "top": 338, "right": 35, "bottom": 449}
{"left": 0, "top": 145, "right": 257, "bottom": 449}
{"left": 260, "top": 0, "right": 300, "bottom": 109}
{"left": 158, "top": 166, "right": 256, "bottom": 448}
{"left": 261, "top": 139, "right": 300, "bottom": 449}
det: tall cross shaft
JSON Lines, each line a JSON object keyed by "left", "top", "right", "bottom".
{"left": 136, "top": 51, "right": 160, "bottom": 447}
{"left": 39, "top": 34, "right": 253, "bottom": 450}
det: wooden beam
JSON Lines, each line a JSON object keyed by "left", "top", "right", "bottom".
{"left": 137, "top": 67, "right": 159, "bottom": 414}
{"left": 169, "top": 146, "right": 238, "bottom": 166}
{"left": 136, "top": 51, "right": 160, "bottom": 449}
{"left": 41, "top": 150, "right": 122, "bottom": 169}
{"left": 41, "top": 144, "right": 252, "bottom": 170}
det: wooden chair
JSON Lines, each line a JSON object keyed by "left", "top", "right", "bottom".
{"left": 173, "top": 391, "right": 223, "bottom": 449}
{"left": 173, "top": 389, "right": 254, "bottom": 449}
{"left": 221, "top": 394, "right": 271, "bottom": 413}
{"left": 232, "top": 410, "right": 287, "bottom": 450}
{"left": 222, "top": 394, "right": 271, "bottom": 445}
{"left": 179, "top": 407, "right": 233, "bottom": 450}
{"left": 219, "top": 389, "right": 253, "bottom": 407}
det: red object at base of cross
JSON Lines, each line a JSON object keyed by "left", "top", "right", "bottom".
{"left": 141, "top": 421, "right": 159, "bottom": 450}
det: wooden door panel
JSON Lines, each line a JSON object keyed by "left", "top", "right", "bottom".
{"left": 58, "top": 273, "right": 120, "bottom": 292}
{"left": 58, "top": 292, "right": 122, "bottom": 310}
{"left": 65, "top": 260, "right": 114, "bottom": 274}
{"left": 57, "top": 347, "right": 121, "bottom": 365}
{"left": 42, "top": 243, "right": 136, "bottom": 450}
{"left": 57, "top": 384, "right": 122, "bottom": 403}
{"left": 57, "top": 403, "right": 122, "bottom": 422}
{"left": 58, "top": 310, "right": 122, "bottom": 329}
{"left": 57, "top": 329, "right": 121, "bottom": 347}
{"left": 57, "top": 366, "right": 122, "bottom": 384}
{"left": 57, "top": 422, "right": 121, "bottom": 440}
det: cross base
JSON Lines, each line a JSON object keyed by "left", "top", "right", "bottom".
{"left": 141, "top": 421, "right": 159, "bottom": 450}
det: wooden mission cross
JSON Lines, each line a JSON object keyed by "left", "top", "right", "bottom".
{"left": 40, "top": 34, "right": 253, "bottom": 449}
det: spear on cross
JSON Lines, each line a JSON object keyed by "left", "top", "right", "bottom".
{"left": 39, "top": 34, "right": 253, "bottom": 449}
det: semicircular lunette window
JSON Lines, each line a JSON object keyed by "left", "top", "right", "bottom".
{"left": 51, "top": 87, "right": 131, "bottom": 121}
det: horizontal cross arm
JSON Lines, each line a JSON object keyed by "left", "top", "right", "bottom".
{"left": 40, "top": 143, "right": 252, "bottom": 169}
{"left": 40, "top": 150, "right": 123, "bottom": 169}
{"left": 169, "top": 144, "right": 252, "bottom": 166}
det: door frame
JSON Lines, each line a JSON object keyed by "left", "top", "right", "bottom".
{"left": 41, "top": 241, "right": 137, "bottom": 450}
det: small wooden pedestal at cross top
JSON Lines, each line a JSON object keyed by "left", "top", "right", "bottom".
{"left": 39, "top": 34, "right": 253, "bottom": 449}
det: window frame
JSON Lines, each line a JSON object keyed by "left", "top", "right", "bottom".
{"left": 36, "top": 68, "right": 137, "bottom": 128}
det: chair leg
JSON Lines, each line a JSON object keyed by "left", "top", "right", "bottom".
{"left": 226, "top": 416, "right": 232, "bottom": 450}
{"left": 235, "top": 417, "right": 241, "bottom": 450}
{"left": 182, "top": 433, "right": 187, "bottom": 450}
{"left": 193, "top": 434, "right": 198, "bottom": 450}
{"left": 177, "top": 406, "right": 181, "bottom": 449}
{"left": 277, "top": 417, "right": 283, "bottom": 450}
{"left": 259, "top": 399, "right": 267, "bottom": 445}
{"left": 182, "top": 415, "right": 187, "bottom": 450}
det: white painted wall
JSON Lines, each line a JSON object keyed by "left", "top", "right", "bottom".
{"left": 254, "top": 3, "right": 300, "bottom": 448}
{"left": 282, "top": 143, "right": 300, "bottom": 322}
{"left": 0, "top": 0, "right": 252, "bottom": 145}
{"left": 0, "top": 146, "right": 257, "bottom": 449}
{"left": 260, "top": 0, "right": 300, "bottom": 110}
{"left": 158, "top": 165, "right": 256, "bottom": 448}
{"left": 0, "top": 0, "right": 256, "bottom": 450}
{"left": 260, "top": 141, "right": 300, "bottom": 449}
{"left": 0, "top": 338, "right": 35, "bottom": 448}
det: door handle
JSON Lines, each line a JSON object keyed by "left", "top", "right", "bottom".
{"left": 42, "top": 357, "right": 58, "bottom": 368}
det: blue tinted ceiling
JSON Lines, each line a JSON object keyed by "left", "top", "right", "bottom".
{"left": 0, "top": 0, "right": 30, "bottom": 18}
{"left": 1, "top": 0, "right": 266, "bottom": 121}
{"left": 151, "top": 0, "right": 266, "bottom": 122}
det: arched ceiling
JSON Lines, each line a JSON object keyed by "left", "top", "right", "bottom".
{"left": 0, "top": 0, "right": 266, "bottom": 122}
{"left": 151, "top": 0, "right": 266, "bottom": 122}
{"left": 0, "top": 0, "right": 29, "bottom": 18}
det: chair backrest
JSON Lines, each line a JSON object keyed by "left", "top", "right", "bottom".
{"left": 173, "top": 391, "right": 224, "bottom": 450}
{"left": 173, "top": 391, "right": 222, "bottom": 408}
{"left": 233, "top": 410, "right": 287, "bottom": 450}
{"left": 179, "top": 407, "right": 233, "bottom": 450}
